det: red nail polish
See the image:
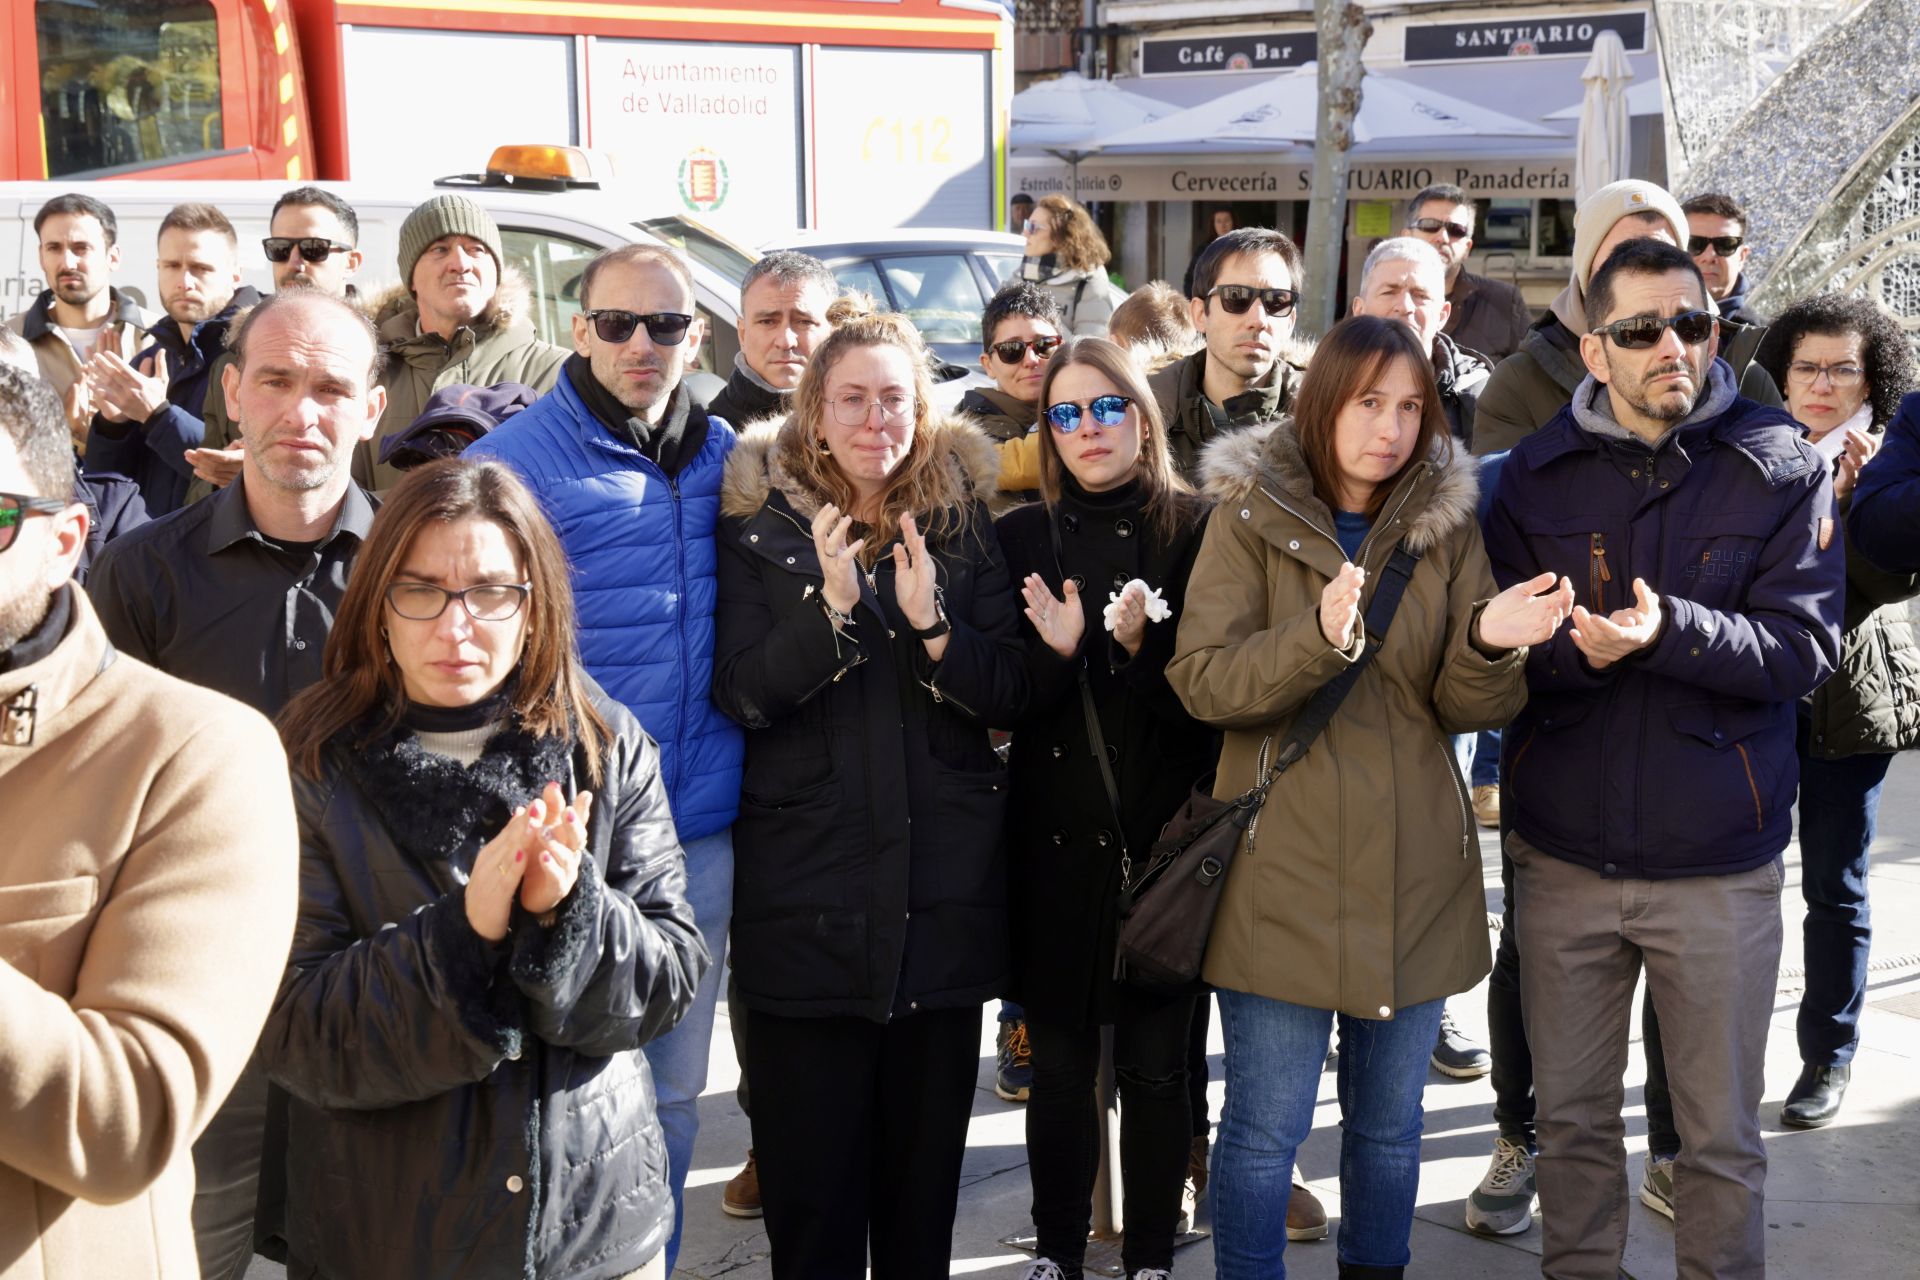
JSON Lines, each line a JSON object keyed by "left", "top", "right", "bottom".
{"left": 515, "top": 848, "right": 524, "bottom": 863}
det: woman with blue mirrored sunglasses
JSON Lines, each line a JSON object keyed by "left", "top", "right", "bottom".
{"left": 1044, "top": 393, "right": 1134, "bottom": 434}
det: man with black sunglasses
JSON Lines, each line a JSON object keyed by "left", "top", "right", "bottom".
{"left": 1483, "top": 237, "right": 1842, "bottom": 1280}
{"left": 187, "top": 187, "right": 369, "bottom": 505}
{"left": 1156, "top": 227, "right": 1308, "bottom": 481}
{"left": 357, "top": 195, "right": 567, "bottom": 492}
{"left": 1402, "top": 183, "right": 1534, "bottom": 361}
{"left": 85, "top": 289, "right": 385, "bottom": 1280}
{"left": 465, "top": 242, "right": 741, "bottom": 1277}
{"left": 1682, "top": 192, "right": 1763, "bottom": 327}
{"left": 960, "top": 280, "right": 1062, "bottom": 506}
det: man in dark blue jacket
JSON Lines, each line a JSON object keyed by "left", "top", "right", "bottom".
{"left": 1848, "top": 389, "right": 1920, "bottom": 574}
{"left": 465, "top": 243, "right": 740, "bottom": 1274}
{"left": 83, "top": 203, "right": 257, "bottom": 516}
{"left": 1484, "top": 239, "right": 1843, "bottom": 1280}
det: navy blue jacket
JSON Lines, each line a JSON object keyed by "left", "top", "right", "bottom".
{"left": 83, "top": 287, "right": 260, "bottom": 516}
{"left": 1484, "top": 380, "right": 1843, "bottom": 879}
{"left": 465, "top": 374, "right": 743, "bottom": 842}
{"left": 1849, "top": 389, "right": 1920, "bottom": 575}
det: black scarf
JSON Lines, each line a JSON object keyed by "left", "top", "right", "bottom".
{"left": 342, "top": 707, "right": 573, "bottom": 869}
{"left": 565, "top": 353, "right": 709, "bottom": 478}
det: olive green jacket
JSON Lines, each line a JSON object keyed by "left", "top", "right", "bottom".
{"left": 1150, "top": 347, "right": 1306, "bottom": 483}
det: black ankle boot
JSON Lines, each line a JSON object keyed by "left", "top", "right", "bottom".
{"left": 1781, "top": 1062, "right": 1851, "bottom": 1128}
{"left": 1337, "top": 1265, "right": 1405, "bottom": 1279}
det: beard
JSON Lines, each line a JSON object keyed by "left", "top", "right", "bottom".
{"left": 0, "top": 585, "right": 53, "bottom": 653}
{"left": 1610, "top": 351, "right": 1702, "bottom": 425}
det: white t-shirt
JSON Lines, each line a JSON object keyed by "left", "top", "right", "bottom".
{"left": 57, "top": 323, "right": 106, "bottom": 363}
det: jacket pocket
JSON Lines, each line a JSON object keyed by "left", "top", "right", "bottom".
{"left": 1656, "top": 700, "right": 1788, "bottom": 846}
{"left": 920, "top": 763, "right": 1010, "bottom": 907}
{"left": 0, "top": 875, "right": 100, "bottom": 977}
{"left": 1506, "top": 696, "right": 1600, "bottom": 850}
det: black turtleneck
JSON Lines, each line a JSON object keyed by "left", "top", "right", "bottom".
{"left": 401, "top": 680, "right": 515, "bottom": 734}
{"left": 565, "top": 354, "right": 710, "bottom": 478}
{"left": 0, "top": 583, "right": 73, "bottom": 675}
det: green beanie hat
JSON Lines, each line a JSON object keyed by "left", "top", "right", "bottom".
{"left": 398, "top": 195, "right": 504, "bottom": 289}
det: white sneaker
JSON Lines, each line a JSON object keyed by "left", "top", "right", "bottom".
{"left": 1130, "top": 1271, "right": 1173, "bottom": 1279}
{"left": 1464, "top": 1135, "right": 1537, "bottom": 1235}
{"left": 1019, "top": 1261, "right": 1067, "bottom": 1280}
{"left": 1640, "top": 1153, "right": 1676, "bottom": 1220}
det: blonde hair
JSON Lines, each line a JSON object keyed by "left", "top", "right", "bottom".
{"left": 1035, "top": 195, "right": 1111, "bottom": 274}
{"left": 1034, "top": 337, "right": 1203, "bottom": 540}
{"left": 781, "top": 307, "right": 973, "bottom": 562}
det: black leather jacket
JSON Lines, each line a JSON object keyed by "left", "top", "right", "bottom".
{"left": 260, "top": 688, "right": 709, "bottom": 1280}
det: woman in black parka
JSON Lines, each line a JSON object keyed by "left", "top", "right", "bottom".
{"left": 996, "top": 337, "right": 1216, "bottom": 1280}
{"left": 711, "top": 305, "right": 1027, "bottom": 1278}
{"left": 265, "top": 459, "right": 708, "bottom": 1280}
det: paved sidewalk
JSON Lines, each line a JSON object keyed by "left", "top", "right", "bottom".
{"left": 672, "top": 751, "right": 1920, "bottom": 1279}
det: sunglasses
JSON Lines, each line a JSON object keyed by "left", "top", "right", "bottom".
{"left": 582, "top": 309, "right": 693, "bottom": 346}
{"left": 1045, "top": 394, "right": 1133, "bottom": 434}
{"left": 1205, "top": 284, "right": 1299, "bottom": 318}
{"left": 1590, "top": 310, "right": 1716, "bottom": 349}
{"left": 262, "top": 237, "right": 354, "bottom": 264}
{"left": 988, "top": 336, "right": 1062, "bottom": 364}
{"left": 0, "top": 492, "right": 69, "bottom": 554}
{"left": 1687, "top": 234, "right": 1745, "bottom": 256}
{"left": 385, "top": 581, "right": 532, "bottom": 622}
{"left": 1410, "top": 217, "right": 1473, "bottom": 242}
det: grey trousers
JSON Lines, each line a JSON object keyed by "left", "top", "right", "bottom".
{"left": 1512, "top": 834, "right": 1782, "bottom": 1280}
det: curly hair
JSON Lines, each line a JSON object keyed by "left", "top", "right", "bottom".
{"left": 1757, "top": 293, "right": 1917, "bottom": 427}
{"left": 1034, "top": 194, "right": 1111, "bottom": 274}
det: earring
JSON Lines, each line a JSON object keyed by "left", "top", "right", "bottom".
{"left": 816, "top": 438, "right": 832, "bottom": 454}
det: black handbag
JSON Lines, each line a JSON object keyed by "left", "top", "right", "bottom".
{"left": 1106, "top": 540, "right": 1427, "bottom": 992}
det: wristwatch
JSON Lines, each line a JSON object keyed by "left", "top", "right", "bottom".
{"left": 910, "top": 588, "right": 951, "bottom": 640}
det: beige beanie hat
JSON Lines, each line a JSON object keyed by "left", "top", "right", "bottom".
{"left": 1571, "top": 180, "right": 1688, "bottom": 288}
{"left": 398, "top": 195, "right": 504, "bottom": 289}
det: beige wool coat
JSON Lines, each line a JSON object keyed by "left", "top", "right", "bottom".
{"left": 1168, "top": 419, "right": 1527, "bottom": 1020}
{"left": 0, "top": 589, "right": 298, "bottom": 1280}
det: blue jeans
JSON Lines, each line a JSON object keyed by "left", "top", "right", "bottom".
{"left": 1795, "top": 725, "right": 1894, "bottom": 1065}
{"left": 1452, "top": 729, "right": 1502, "bottom": 788}
{"left": 642, "top": 827, "right": 733, "bottom": 1274}
{"left": 1212, "top": 990, "right": 1444, "bottom": 1278}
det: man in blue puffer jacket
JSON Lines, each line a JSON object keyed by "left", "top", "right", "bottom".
{"left": 1848, "top": 388, "right": 1920, "bottom": 574}
{"left": 1483, "top": 239, "right": 1843, "bottom": 1280}
{"left": 466, "top": 243, "right": 741, "bottom": 1272}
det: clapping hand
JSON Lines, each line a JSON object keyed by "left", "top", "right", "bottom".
{"left": 87, "top": 348, "right": 170, "bottom": 424}
{"left": 1833, "top": 427, "right": 1880, "bottom": 502}
{"left": 1319, "top": 562, "right": 1366, "bottom": 649}
{"left": 1021, "top": 572, "right": 1085, "bottom": 659}
{"left": 1569, "top": 577, "right": 1664, "bottom": 669}
{"left": 810, "top": 503, "right": 866, "bottom": 617}
{"left": 518, "top": 782, "right": 591, "bottom": 917}
{"left": 1477, "top": 572, "right": 1576, "bottom": 650}
{"left": 1109, "top": 581, "right": 1149, "bottom": 657}
{"left": 185, "top": 443, "right": 247, "bottom": 488}
{"left": 891, "top": 513, "right": 940, "bottom": 632}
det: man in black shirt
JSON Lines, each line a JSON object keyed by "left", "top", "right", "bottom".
{"left": 707, "top": 250, "right": 837, "bottom": 430}
{"left": 85, "top": 289, "right": 385, "bottom": 1280}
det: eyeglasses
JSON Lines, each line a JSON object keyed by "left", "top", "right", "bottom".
{"left": 1022, "top": 217, "right": 1048, "bottom": 236}
{"left": 1786, "top": 361, "right": 1866, "bottom": 389}
{"left": 0, "top": 492, "right": 68, "bottom": 554}
{"left": 1590, "top": 310, "right": 1716, "bottom": 350}
{"left": 582, "top": 309, "right": 693, "bottom": 346}
{"left": 262, "top": 237, "right": 355, "bottom": 264}
{"left": 988, "top": 336, "right": 1062, "bottom": 364}
{"left": 829, "top": 392, "right": 916, "bottom": 428}
{"left": 1410, "top": 217, "right": 1473, "bottom": 242}
{"left": 1046, "top": 394, "right": 1133, "bottom": 434}
{"left": 1687, "top": 235, "right": 1745, "bottom": 257}
{"left": 1205, "top": 284, "right": 1299, "bottom": 318}
{"left": 384, "top": 581, "right": 532, "bottom": 622}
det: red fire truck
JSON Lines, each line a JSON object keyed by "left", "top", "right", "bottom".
{"left": 4, "top": 0, "right": 1013, "bottom": 236}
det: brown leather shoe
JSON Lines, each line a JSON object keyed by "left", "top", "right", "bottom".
{"left": 1287, "top": 1180, "right": 1329, "bottom": 1241}
{"left": 1471, "top": 784, "right": 1501, "bottom": 829}
{"left": 722, "top": 1148, "right": 762, "bottom": 1218}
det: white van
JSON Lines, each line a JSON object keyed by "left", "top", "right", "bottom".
{"left": 0, "top": 161, "right": 755, "bottom": 394}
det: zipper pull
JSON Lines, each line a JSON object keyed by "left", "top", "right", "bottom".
{"left": 1591, "top": 533, "right": 1612, "bottom": 583}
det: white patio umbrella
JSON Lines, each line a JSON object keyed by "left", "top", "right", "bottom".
{"left": 1010, "top": 72, "right": 1177, "bottom": 194}
{"left": 1096, "top": 64, "right": 1561, "bottom": 153}
{"left": 1574, "top": 30, "right": 1634, "bottom": 205}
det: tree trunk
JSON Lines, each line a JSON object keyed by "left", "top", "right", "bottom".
{"left": 1301, "top": 2, "right": 1373, "bottom": 337}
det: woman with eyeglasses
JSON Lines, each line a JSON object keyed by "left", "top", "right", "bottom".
{"left": 712, "top": 303, "right": 1028, "bottom": 1277}
{"left": 1023, "top": 194, "right": 1121, "bottom": 338}
{"left": 994, "top": 338, "right": 1215, "bottom": 1280}
{"left": 265, "top": 458, "right": 709, "bottom": 1280}
{"left": 1167, "top": 316, "right": 1567, "bottom": 1279}
{"left": 1757, "top": 293, "right": 1920, "bottom": 1129}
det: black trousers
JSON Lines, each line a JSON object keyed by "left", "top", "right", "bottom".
{"left": 1188, "top": 992, "right": 1212, "bottom": 1138}
{"left": 1026, "top": 995, "right": 1194, "bottom": 1276}
{"left": 744, "top": 1004, "right": 981, "bottom": 1279}
{"left": 1489, "top": 759, "right": 1677, "bottom": 1157}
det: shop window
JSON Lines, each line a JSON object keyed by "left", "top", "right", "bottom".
{"left": 37, "top": 1, "right": 224, "bottom": 177}
{"left": 1476, "top": 199, "right": 1532, "bottom": 255}
{"left": 1536, "top": 199, "right": 1576, "bottom": 259}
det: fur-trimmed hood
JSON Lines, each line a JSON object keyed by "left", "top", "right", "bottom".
{"left": 369, "top": 264, "right": 535, "bottom": 337}
{"left": 720, "top": 410, "right": 1003, "bottom": 522}
{"left": 1195, "top": 415, "right": 1480, "bottom": 555}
